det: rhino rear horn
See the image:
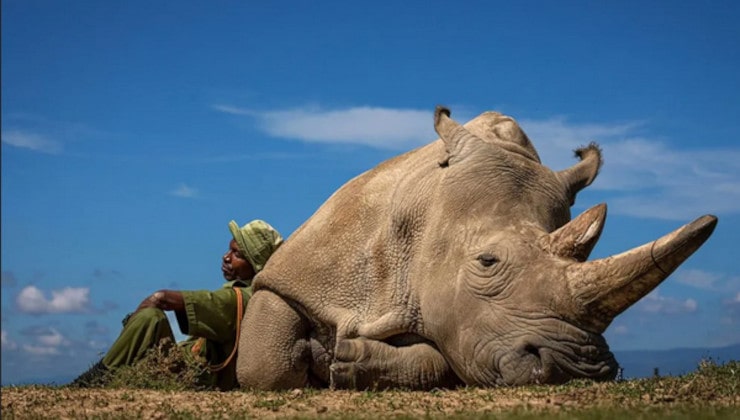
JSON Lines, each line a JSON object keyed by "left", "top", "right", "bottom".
{"left": 557, "top": 143, "right": 603, "bottom": 205}
{"left": 568, "top": 214, "right": 718, "bottom": 332}
{"left": 548, "top": 203, "right": 607, "bottom": 262}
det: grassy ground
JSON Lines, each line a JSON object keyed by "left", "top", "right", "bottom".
{"left": 2, "top": 359, "right": 738, "bottom": 419}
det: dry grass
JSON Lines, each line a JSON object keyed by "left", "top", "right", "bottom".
{"left": 2, "top": 360, "right": 738, "bottom": 419}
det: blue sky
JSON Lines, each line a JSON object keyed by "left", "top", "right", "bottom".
{"left": 2, "top": 1, "right": 739, "bottom": 385}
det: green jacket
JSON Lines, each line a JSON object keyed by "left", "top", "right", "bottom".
{"left": 175, "top": 280, "right": 252, "bottom": 390}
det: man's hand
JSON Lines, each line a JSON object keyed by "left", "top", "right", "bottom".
{"left": 136, "top": 290, "right": 185, "bottom": 313}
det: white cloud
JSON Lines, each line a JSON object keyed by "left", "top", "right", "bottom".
{"left": 16, "top": 286, "right": 90, "bottom": 314}
{"left": 169, "top": 183, "right": 199, "bottom": 198}
{"left": 216, "top": 104, "right": 740, "bottom": 220}
{"left": 12, "top": 327, "right": 76, "bottom": 359}
{"left": 675, "top": 269, "right": 723, "bottom": 290}
{"left": 87, "top": 339, "right": 109, "bottom": 351}
{"left": 675, "top": 269, "right": 740, "bottom": 292}
{"left": 211, "top": 104, "right": 256, "bottom": 116}
{"left": 214, "top": 104, "right": 435, "bottom": 149}
{"left": 518, "top": 117, "right": 644, "bottom": 172}
{"left": 521, "top": 118, "right": 740, "bottom": 220}
{"left": 602, "top": 147, "right": 740, "bottom": 220}
{"left": 611, "top": 325, "right": 629, "bottom": 335}
{"left": 723, "top": 292, "right": 740, "bottom": 323}
{"left": 1, "top": 129, "right": 63, "bottom": 154}
{"left": 1, "top": 330, "right": 18, "bottom": 351}
{"left": 635, "top": 290, "right": 698, "bottom": 315}
{"left": 36, "top": 328, "right": 69, "bottom": 347}
{"left": 22, "top": 344, "right": 60, "bottom": 356}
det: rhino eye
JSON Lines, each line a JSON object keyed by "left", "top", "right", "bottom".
{"left": 477, "top": 253, "right": 499, "bottom": 267}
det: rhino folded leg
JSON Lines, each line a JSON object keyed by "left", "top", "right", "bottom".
{"left": 331, "top": 336, "right": 462, "bottom": 390}
{"left": 236, "top": 289, "right": 312, "bottom": 390}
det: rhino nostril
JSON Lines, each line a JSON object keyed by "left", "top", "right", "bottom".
{"left": 523, "top": 344, "right": 541, "bottom": 359}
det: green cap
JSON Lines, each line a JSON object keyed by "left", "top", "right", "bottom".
{"left": 228, "top": 219, "right": 283, "bottom": 273}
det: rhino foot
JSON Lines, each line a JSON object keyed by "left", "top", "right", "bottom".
{"left": 329, "top": 360, "right": 368, "bottom": 390}
{"left": 330, "top": 338, "right": 374, "bottom": 389}
{"left": 330, "top": 337, "right": 461, "bottom": 390}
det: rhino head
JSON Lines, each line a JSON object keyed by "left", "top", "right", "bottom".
{"left": 415, "top": 107, "right": 717, "bottom": 386}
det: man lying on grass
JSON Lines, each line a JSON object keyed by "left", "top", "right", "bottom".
{"left": 71, "top": 219, "right": 283, "bottom": 391}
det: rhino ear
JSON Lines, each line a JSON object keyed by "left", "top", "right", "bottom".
{"left": 434, "top": 106, "right": 477, "bottom": 167}
{"left": 556, "top": 143, "right": 603, "bottom": 205}
{"left": 547, "top": 203, "right": 607, "bottom": 262}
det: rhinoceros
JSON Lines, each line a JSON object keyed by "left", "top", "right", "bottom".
{"left": 236, "top": 106, "right": 717, "bottom": 390}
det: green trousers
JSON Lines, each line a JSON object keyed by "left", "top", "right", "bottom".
{"left": 102, "top": 308, "right": 179, "bottom": 368}
{"left": 100, "top": 307, "right": 239, "bottom": 390}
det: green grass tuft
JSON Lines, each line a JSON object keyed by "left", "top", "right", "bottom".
{"left": 102, "top": 338, "right": 209, "bottom": 391}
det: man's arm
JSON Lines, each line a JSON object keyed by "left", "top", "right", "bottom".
{"left": 136, "top": 290, "right": 185, "bottom": 312}
{"left": 178, "top": 287, "right": 246, "bottom": 340}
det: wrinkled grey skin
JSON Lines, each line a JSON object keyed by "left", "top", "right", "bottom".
{"left": 236, "top": 107, "right": 717, "bottom": 390}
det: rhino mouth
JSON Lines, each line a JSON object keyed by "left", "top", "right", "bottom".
{"left": 463, "top": 319, "right": 617, "bottom": 387}
{"left": 493, "top": 333, "right": 617, "bottom": 386}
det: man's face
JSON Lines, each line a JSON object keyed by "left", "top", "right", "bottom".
{"left": 222, "top": 239, "right": 255, "bottom": 281}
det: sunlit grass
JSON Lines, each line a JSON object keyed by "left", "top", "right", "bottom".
{"left": 2, "top": 359, "right": 738, "bottom": 419}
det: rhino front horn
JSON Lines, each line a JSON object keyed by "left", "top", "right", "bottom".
{"left": 568, "top": 214, "right": 718, "bottom": 332}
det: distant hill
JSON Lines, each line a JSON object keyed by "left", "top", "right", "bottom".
{"left": 613, "top": 343, "right": 740, "bottom": 379}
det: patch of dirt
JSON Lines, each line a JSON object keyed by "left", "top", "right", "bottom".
{"left": 2, "top": 381, "right": 738, "bottom": 419}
